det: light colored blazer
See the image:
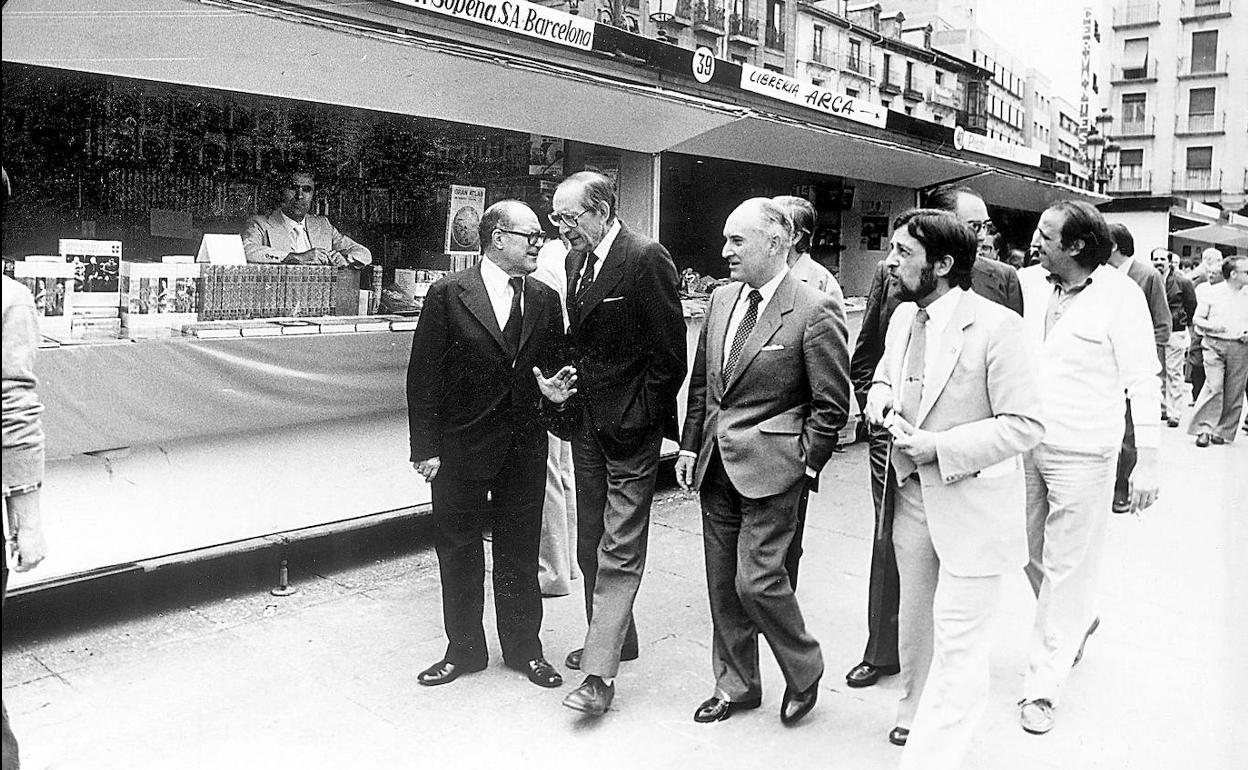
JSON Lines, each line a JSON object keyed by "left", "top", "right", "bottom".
{"left": 681, "top": 272, "right": 851, "bottom": 499}
{"left": 2, "top": 275, "right": 46, "bottom": 494}
{"left": 789, "top": 253, "right": 847, "bottom": 326}
{"left": 871, "top": 290, "right": 1044, "bottom": 577}
{"left": 241, "top": 210, "right": 372, "bottom": 266}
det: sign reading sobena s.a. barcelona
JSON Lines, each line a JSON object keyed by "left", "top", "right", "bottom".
{"left": 393, "top": 0, "right": 595, "bottom": 50}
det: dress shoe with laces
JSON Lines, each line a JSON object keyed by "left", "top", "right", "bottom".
{"left": 564, "top": 646, "right": 638, "bottom": 671}
{"left": 417, "top": 659, "right": 486, "bottom": 686}
{"left": 562, "top": 675, "right": 614, "bottom": 716}
{"left": 845, "top": 661, "right": 899, "bottom": 688}
{"left": 1196, "top": 432, "right": 1211, "bottom": 447}
{"left": 510, "top": 657, "right": 562, "bottom": 688}
{"left": 1072, "top": 616, "right": 1100, "bottom": 667}
{"left": 780, "top": 676, "right": 820, "bottom": 726}
{"left": 1019, "top": 698, "right": 1056, "bottom": 734}
{"left": 888, "top": 726, "right": 910, "bottom": 746}
{"left": 1167, "top": 418, "right": 1180, "bottom": 428}
{"left": 692, "top": 695, "right": 762, "bottom": 723}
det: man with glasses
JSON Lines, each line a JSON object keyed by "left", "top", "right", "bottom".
{"left": 242, "top": 169, "right": 372, "bottom": 268}
{"left": 551, "top": 171, "right": 686, "bottom": 717}
{"left": 407, "top": 200, "right": 577, "bottom": 691}
{"left": 846, "top": 184, "right": 1022, "bottom": 692}
{"left": 1189, "top": 256, "right": 1248, "bottom": 447}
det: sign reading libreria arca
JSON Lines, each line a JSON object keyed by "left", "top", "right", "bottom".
{"left": 393, "top": 0, "right": 594, "bottom": 50}
{"left": 739, "top": 64, "right": 887, "bottom": 129}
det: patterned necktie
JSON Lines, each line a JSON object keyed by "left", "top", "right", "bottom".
{"left": 891, "top": 307, "right": 929, "bottom": 482}
{"left": 575, "top": 251, "right": 598, "bottom": 304}
{"left": 503, "top": 276, "right": 523, "bottom": 358}
{"left": 722, "top": 289, "right": 762, "bottom": 388}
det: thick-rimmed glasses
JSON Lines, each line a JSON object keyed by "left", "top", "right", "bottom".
{"left": 497, "top": 228, "right": 548, "bottom": 246}
{"left": 548, "top": 209, "right": 590, "bottom": 228}
{"left": 966, "top": 219, "right": 998, "bottom": 236}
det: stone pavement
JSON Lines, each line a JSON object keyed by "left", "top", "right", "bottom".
{"left": 3, "top": 426, "right": 1244, "bottom": 770}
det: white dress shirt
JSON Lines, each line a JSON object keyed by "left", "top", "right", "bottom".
{"left": 906, "top": 286, "right": 964, "bottom": 386}
{"left": 575, "top": 219, "right": 621, "bottom": 286}
{"left": 480, "top": 257, "right": 522, "bottom": 330}
{"left": 722, "top": 267, "right": 789, "bottom": 367}
{"left": 1194, "top": 281, "right": 1248, "bottom": 340}
{"left": 280, "top": 211, "right": 312, "bottom": 254}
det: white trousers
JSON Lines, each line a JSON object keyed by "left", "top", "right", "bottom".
{"left": 537, "top": 433, "right": 579, "bottom": 596}
{"left": 894, "top": 478, "right": 1003, "bottom": 770}
{"left": 1022, "top": 443, "right": 1117, "bottom": 705}
{"left": 1161, "top": 330, "right": 1190, "bottom": 419}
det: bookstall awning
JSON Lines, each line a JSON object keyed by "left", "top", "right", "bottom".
{"left": 957, "top": 170, "right": 1109, "bottom": 213}
{"left": 1170, "top": 222, "right": 1248, "bottom": 250}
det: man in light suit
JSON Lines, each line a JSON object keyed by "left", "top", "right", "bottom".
{"left": 554, "top": 172, "right": 687, "bottom": 716}
{"left": 677, "top": 197, "right": 850, "bottom": 726}
{"left": 241, "top": 169, "right": 372, "bottom": 268}
{"left": 407, "top": 200, "right": 576, "bottom": 690}
{"left": 846, "top": 185, "right": 1023, "bottom": 691}
{"left": 864, "top": 209, "right": 1044, "bottom": 765}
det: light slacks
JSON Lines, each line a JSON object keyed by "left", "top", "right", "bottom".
{"left": 1161, "top": 330, "right": 1190, "bottom": 420}
{"left": 1189, "top": 337, "right": 1248, "bottom": 442}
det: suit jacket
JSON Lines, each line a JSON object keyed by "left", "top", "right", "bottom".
{"left": 564, "top": 222, "right": 686, "bottom": 451}
{"left": 241, "top": 210, "right": 372, "bottom": 266}
{"left": 871, "top": 291, "right": 1044, "bottom": 576}
{"left": 850, "top": 257, "right": 1022, "bottom": 405}
{"left": 1165, "top": 270, "right": 1198, "bottom": 332}
{"left": 681, "top": 273, "right": 851, "bottom": 499}
{"left": 790, "top": 253, "right": 847, "bottom": 325}
{"left": 1123, "top": 258, "right": 1172, "bottom": 346}
{"left": 406, "top": 265, "right": 568, "bottom": 479}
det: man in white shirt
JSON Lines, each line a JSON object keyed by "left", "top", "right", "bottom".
{"left": 1016, "top": 200, "right": 1161, "bottom": 735}
{"left": 241, "top": 169, "right": 372, "bottom": 268}
{"left": 1189, "top": 255, "right": 1248, "bottom": 446}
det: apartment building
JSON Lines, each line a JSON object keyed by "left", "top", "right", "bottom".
{"left": 1051, "top": 96, "right": 1090, "bottom": 189}
{"left": 1105, "top": 0, "right": 1247, "bottom": 210}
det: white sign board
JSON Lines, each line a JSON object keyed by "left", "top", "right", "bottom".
{"left": 392, "top": 0, "right": 594, "bottom": 50}
{"left": 954, "top": 126, "right": 1043, "bottom": 167}
{"left": 739, "top": 64, "right": 888, "bottom": 128}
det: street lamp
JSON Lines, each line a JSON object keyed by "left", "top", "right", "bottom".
{"left": 1084, "top": 108, "right": 1119, "bottom": 194}
{"left": 650, "top": 0, "right": 678, "bottom": 42}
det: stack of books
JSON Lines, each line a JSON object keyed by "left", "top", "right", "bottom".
{"left": 120, "top": 260, "right": 200, "bottom": 336}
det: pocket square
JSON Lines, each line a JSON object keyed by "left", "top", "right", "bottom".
{"left": 760, "top": 344, "right": 785, "bottom": 351}
{"left": 601, "top": 296, "right": 625, "bottom": 303}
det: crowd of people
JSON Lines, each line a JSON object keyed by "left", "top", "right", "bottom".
{"left": 402, "top": 170, "right": 1245, "bottom": 770}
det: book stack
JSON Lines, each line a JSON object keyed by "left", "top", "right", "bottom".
{"left": 120, "top": 261, "right": 200, "bottom": 336}
{"left": 196, "top": 265, "right": 337, "bottom": 321}
{"left": 59, "top": 240, "right": 122, "bottom": 334}
{"left": 12, "top": 259, "right": 76, "bottom": 338}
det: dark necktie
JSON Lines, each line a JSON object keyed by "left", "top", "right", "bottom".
{"left": 575, "top": 252, "right": 598, "bottom": 303}
{"left": 891, "top": 307, "right": 929, "bottom": 482}
{"left": 722, "top": 289, "right": 762, "bottom": 388}
{"left": 503, "top": 276, "right": 523, "bottom": 358}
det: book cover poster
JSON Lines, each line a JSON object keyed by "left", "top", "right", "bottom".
{"left": 59, "top": 239, "right": 122, "bottom": 295}
{"left": 444, "top": 185, "right": 485, "bottom": 258}
{"left": 529, "top": 135, "right": 565, "bottom": 178}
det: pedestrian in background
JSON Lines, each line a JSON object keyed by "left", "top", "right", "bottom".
{"left": 1150, "top": 248, "right": 1198, "bottom": 428}
{"left": 1189, "top": 255, "right": 1248, "bottom": 447}
{"left": 1187, "top": 247, "right": 1226, "bottom": 398}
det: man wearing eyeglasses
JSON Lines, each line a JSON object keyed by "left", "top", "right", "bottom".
{"left": 407, "top": 200, "right": 578, "bottom": 691}
{"left": 846, "top": 184, "right": 1023, "bottom": 692}
{"left": 241, "top": 169, "right": 372, "bottom": 268}
{"left": 551, "top": 171, "right": 686, "bottom": 717}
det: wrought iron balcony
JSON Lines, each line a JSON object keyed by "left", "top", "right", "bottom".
{"left": 693, "top": 2, "right": 726, "bottom": 33}
{"left": 1111, "top": 2, "right": 1160, "bottom": 26}
{"left": 1118, "top": 116, "right": 1155, "bottom": 136}
{"left": 1173, "top": 168, "right": 1222, "bottom": 192}
{"left": 1178, "top": 54, "right": 1229, "bottom": 77}
{"left": 1181, "top": 0, "right": 1233, "bottom": 21}
{"left": 764, "top": 24, "right": 785, "bottom": 50}
{"left": 1111, "top": 59, "right": 1157, "bottom": 82}
{"left": 669, "top": 0, "right": 694, "bottom": 26}
{"left": 840, "top": 53, "right": 875, "bottom": 79}
{"left": 1176, "top": 112, "right": 1226, "bottom": 134}
{"left": 728, "top": 13, "right": 759, "bottom": 43}
{"left": 1111, "top": 171, "right": 1151, "bottom": 194}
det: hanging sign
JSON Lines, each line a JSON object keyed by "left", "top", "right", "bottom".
{"left": 391, "top": 0, "right": 595, "bottom": 50}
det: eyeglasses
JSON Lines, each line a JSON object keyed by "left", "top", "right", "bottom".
{"left": 966, "top": 219, "right": 998, "bottom": 236}
{"left": 548, "top": 209, "right": 591, "bottom": 228}
{"left": 497, "top": 229, "right": 548, "bottom": 246}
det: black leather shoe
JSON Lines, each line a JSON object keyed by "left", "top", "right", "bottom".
{"left": 565, "top": 646, "right": 638, "bottom": 671}
{"left": 692, "top": 695, "right": 762, "bottom": 723}
{"left": 1211, "top": 435, "right": 1226, "bottom": 445}
{"left": 417, "top": 658, "right": 486, "bottom": 686}
{"left": 1167, "top": 418, "right": 1180, "bottom": 428}
{"left": 888, "top": 726, "right": 910, "bottom": 746}
{"left": 1111, "top": 496, "right": 1132, "bottom": 514}
{"left": 780, "top": 676, "right": 820, "bottom": 726}
{"left": 845, "top": 661, "right": 899, "bottom": 688}
{"left": 510, "top": 657, "right": 562, "bottom": 688}
{"left": 562, "top": 675, "right": 614, "bottom": 715}
{"left": 1196, "top": 432, "right": 1211, "bottom": 447}
{"left": 1072, "top": 616, "right": 1100, "bottom": 667}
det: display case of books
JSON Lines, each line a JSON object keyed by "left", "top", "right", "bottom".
{"left": 120, "top": 260, "right": 200, "bottom": 336}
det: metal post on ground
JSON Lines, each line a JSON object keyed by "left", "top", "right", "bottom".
{"left": 271, "top": 539, "right": 298, "bottom": 597}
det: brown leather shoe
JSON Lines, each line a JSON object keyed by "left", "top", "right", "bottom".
{"left": 693, "top": 694, "right": 762, "bottom": 723}
{"left": 888, "top": 726, "right": 910, "bottom": 746}
{"left": 780, "top": 676, "right": 820, "bottom": 726}
{"left": 565, "top": 646, "right": 638, "bottom": 671}
{"left": 845, "top": 661, "right": 900, "bottom": 688}
{"left": 417, "top": 658, "right": 486, "bottom": 686}
{"left": 562, "top": 675, "right": 614, "bottom": 715}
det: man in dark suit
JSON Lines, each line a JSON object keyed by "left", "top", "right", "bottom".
{"left": 553, "top": 171, "right": 687, "bottom": 716}
{"left": 407, "top": 200, "right": 577, "bottom": 689}
{"left": 846, "top": 184, "right": 1023, "bottom": 689}
{"left": 677, "top": 197, "right": 850, "bottom": 726}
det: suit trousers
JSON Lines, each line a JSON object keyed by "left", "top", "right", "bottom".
{"left": 430, "top": 447, "right": 546, "bottom": 668}
{"left": 1162, "top": 330, "right": 1191, "bottom": 420}
{"left": 860, "top": 425, "right": 901, "bottom": 669}
{"left": 571, "top": 412, "right": 663, "bottom": 679}
{"left": 701, "top": 448, "right": 824, "bottom": 699}
{"left": 893, "top": 478, "right": 1002, "bottom": 770}
{"left": 1189, "top": 337, "right": 1248, "bottom": 442}
{"left": 1114, "top": 403, "right": 1136, "bottom": 503}
{"left": 783, "top": 486, "right": 810, "bottom": 590}
{"left": 538, "top": 434, "right": 579, "bottom": 596}
{"left": 1022, "top": 443, "right": 1117, "bottom": 705}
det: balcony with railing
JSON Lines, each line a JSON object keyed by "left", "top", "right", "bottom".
{"left": 957, "top": 110, "right": 988, "bottom": 132}
{"left": 903, "top": 78, "right": 925, "bottom": 102}
{"left": 1178, "top": 54, "right": 1229, "bottom": 78}
{"left": 1173, "top": 168, "right": 1222, "bottom": 192}
{"left": 806, "top": 45, "right": 835, "bottom": 68}
{"left": 693, "top": 2, "right": 726, "bottom": 34}
{"left": 669, "top": 0, "right": 694, "bottom": 26}
{"left": 1176, "top": 112, "right": 1226, "bottom": 134}
{"left": 765, "top": 24, "right": 785, "bottom": 50}
{"left": 728, "top": 13, "right": 759, "bottom": 44}
{"left": 841, "top": 53, "right": 875, "bottom": 80}
{"left": 1181, "top": 0, "right": 1233, "bottom": 21}
{"left": 880, "top": 67, "right": 902, "bottom": 95}
{"left": 1111, "top": 59, "right": 1157, "bottom": 83}
{"left": 1111, "top": 2, "right": 1161, "bottom": 26}
{"left": 1118, "top": 116, "right": 1156, "bottom": 137}
{"left": 1111, "top": 170, "right": 1152, "bottom": 194}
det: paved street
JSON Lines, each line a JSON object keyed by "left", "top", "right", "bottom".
{"left": 3, "top": 424, "right": 1245, "bottom": 770}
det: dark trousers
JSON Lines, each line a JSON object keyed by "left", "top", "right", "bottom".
{"left": 783, "top": 487, "right": 810, "bottom": 589}
{"left": 1114, "top": 402, "right": 1136, "bottom": 503}
{"left": 701, "top": 448, "right": 823, "bottom": 699}
{"left": 571, "top": 413, "right": 662, "bottom": 679}
{"left": 2, "top": 565, "right": 18, "bottom": 770}
{"left": 430, "top": 446, "right": 546, "bottom": 668}
{"left": 861, "top": 426, "right": 900, "bottom": 669}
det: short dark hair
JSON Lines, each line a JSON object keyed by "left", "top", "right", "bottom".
{"left": 269, "top": 166, "right": 316, "bottom": 205}
{"left": 1108, "top": 222, "right": 1135, "bottom": 257}
{"left": 563, "top": 170, "right": 617, "bottom": 220}
{"left": 1221, "top": 256, "right": 1248, "bottom": 280}
{"left": 893, "top": 208, "right": 977, "bottom": 290}
{"left": 922, "top": 184, "right": 984, "bottom": 213}
{"left": 1047, "top": 200, "right": 1112, "bottom": 269}
{"left": 772, "top": 195, "right": 815, "bottom": 252}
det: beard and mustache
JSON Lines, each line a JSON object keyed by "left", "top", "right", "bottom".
{"left": 894, "top": 263, "right": 939, "bottom": 303}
